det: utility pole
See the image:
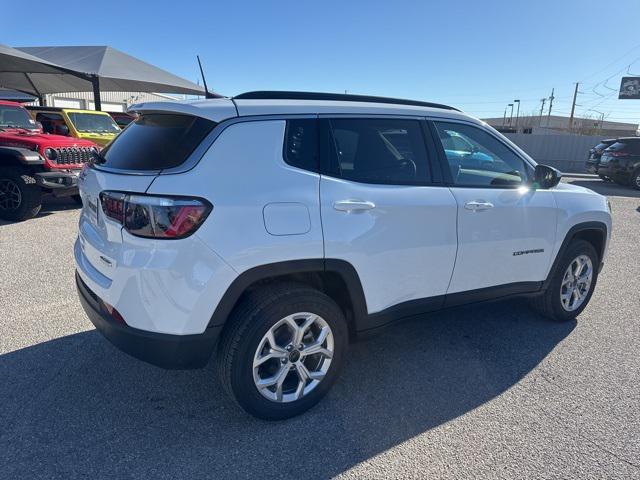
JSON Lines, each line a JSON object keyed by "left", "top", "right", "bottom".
{"left": 508, "top": 103, "right": 514, "bottom": 126}
{"left": 514, "top": 99, "right": 520, "bottom": 132}
{"left": 568, "top": 82, "right": 579, "bottom": 131}
{"left": 539, "top": 98, "right": 546, "bottom": 126}
{"left": 502, "top": 107, "right": 507, "bottom": 127}
{"left": 546, "top": 88, "right": 555, "bottom": 127}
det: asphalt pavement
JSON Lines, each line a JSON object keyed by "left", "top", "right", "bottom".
{"left": 0, "top": 177, "right": 638, "bottom": 479}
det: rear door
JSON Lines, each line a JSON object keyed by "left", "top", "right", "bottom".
{"left": 430, "top": 120, "right": 557, "bottom": 296}
{"left": 319, "top": 117, "right": 458, "bottom": 324}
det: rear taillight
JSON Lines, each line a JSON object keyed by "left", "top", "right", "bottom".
{"left": 608, "top": 151, "right": 629, "bottom": 157}
{"left": 99, "top": 191, "right": 212, "bottom": 239}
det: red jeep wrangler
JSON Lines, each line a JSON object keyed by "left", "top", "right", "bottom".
{"left": 0, "top": 100, "right": 98, "bottom": 221}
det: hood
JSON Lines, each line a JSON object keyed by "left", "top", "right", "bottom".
{"left": 553, "top": 181, "right": 598, "bottom": 195}
{"left": 0, "top": 130, "right": 97, "bottom": 148}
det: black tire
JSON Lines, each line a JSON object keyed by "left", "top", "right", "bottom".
{"left": 531, "top": 239, "right": 599, "bottom": 322}
{"left": 0, "top": 168, "right": 42, "bottom": 221}
{"left": 631, "top": 169, "right": 640, "bottom": 191}
{"left": 217, "top": 282, "right": 348, "bottom": 420}
{"left": 72, "top": 194, "right": 83, "bottom": 205}
{"left": 598, "top": 174, "right": 611, "bottom": 182}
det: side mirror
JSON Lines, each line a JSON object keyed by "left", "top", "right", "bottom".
{"left": 533, "top": 164, "right": 561, "bottom": 189}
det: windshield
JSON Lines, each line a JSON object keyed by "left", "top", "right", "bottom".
{"left": 0, "top": 105, "right": 38, "bottom": 130}
{"left": 67, "top": 112, "right": 121, "bottom": 133}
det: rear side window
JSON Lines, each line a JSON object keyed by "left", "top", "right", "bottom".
{"left": 100, "top": 114, "right": 216, "bottom": 170}
{"left": 283, "top": 119, "right": 318, "bottom": 172}
{"left": 607, "top": 142, "right": 627, "bottom": 152}
{"left": 323, "top": 118, "right": 431, "bottom": 184}
{"left": 614, "top": 140, "right": 640, "bottom": 154}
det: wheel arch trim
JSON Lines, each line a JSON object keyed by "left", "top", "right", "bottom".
{"left": 207, "top": 258, "right": 368, "bottom": 330}
{"left": 543, "top": 221, "right": 608, "bottom": 290}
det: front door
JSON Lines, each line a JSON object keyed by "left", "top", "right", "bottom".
{"left": 431, "top": 120, "right": 557, "bottom": 295}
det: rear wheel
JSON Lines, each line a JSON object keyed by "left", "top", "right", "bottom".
{"left": 0, "top": 168, "right": 42, "bottom": 221}
{"left": 217, "top": 283, "right": 348, "bottom": 420}
{"left": 531, "top": 240, "right": 599, "bottom": 322}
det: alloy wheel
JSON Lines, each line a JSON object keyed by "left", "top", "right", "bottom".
{"left": 560, "top": 254, "right": 593, "bottom": 312}
{"left": 0, "top": 179, "right": 21, "bottom": 211}
{"left": 252, "top": 312, "right": 334, "bottom": 403}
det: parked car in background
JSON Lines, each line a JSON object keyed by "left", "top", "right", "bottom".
{"left": 597, "top": 137, "right": 640, "bottom": 189}
{"left": 586, "top": 139, "right": 616, "bottom": 180}
{"left": 27, "top": 106, "right": 121, "bottom": 147}
{"left": 0, "top": 101, "right": 98, "bottom": 221}
{"left": 75, "top": 91, "right": 611, "bottom": 420}
{"left": 108, "top": 112, "right": 136, "bottom": 129}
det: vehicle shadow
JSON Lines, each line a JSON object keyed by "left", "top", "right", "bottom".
{"left": 564, "top": 177, "right": 640, "bottom": 198}
{"left": 0, "top": 196, "right": 79, "bottom": 226}
{"left": 0, "top": 300, "right": 574, "bottom": 479}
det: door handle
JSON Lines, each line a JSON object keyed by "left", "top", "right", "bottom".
{"left": 464, "top": 200, "right": 494, "bottom": 211}
{"left": 333, "top": 200, "right": 376, "bottom": 212}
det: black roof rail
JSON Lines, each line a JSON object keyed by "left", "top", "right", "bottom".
{"left": 233, "top": 91, "right": 460, "bottom": 112}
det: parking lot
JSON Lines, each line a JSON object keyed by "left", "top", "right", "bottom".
{"left": 0, "top": 176, "right": 638, "bottom": 479}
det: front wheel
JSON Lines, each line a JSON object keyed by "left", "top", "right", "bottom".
{"left": 631, "top": 169, "right": 640, "bottom": 190}
{"left": 0, "top": 168, "right": 42, "bottom": 221}
{"left": 217, "top": 283, "right": 348, "bottom": 420}
{"left": 531, "top": 239, "right": 599, "bottom": 321}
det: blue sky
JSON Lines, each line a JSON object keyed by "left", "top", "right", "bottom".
{"left": 4, "top": 0, "right": 640, "bottom": 123}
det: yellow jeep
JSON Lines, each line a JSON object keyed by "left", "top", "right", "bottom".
{"left": 27, "top": 107, "right": 121, "bottom": 147}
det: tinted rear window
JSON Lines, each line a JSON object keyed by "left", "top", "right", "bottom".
{"left": 607, "top": 142, "right": 627, "bottom": 152}
{"left": 100, "top": 114, "right": 216, "bottom": 170}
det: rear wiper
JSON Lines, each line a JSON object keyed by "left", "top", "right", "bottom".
{"left": 91, "top": 150, "right": 107, "bottom": 165}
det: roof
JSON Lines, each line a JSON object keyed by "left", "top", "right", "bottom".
{"left": 0, "top": 88, "right": 37, "bottom": 102}
{"left": 0, "top": 100, "right": 22, "bottom": 107}
{"left": 234, "top": 91, "right": 459, "bottom": 111}
{"left": 129, "top": 94, "right": 474, "bottom": 125}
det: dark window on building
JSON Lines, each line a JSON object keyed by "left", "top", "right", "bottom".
{"left": 100, "top": 114, "right": 216, "bottom": 171}
{"left": 283, "top": 119, "right": 319, "bottom": 172}
{"left": 324, "top": 118, "right": 430, "bottom": 184}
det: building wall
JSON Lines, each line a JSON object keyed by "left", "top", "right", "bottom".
{"left": 505, "top": 133, "right": 603, "bottom": 173}
{"left": 26, "top": 91, "right": 187, "bottom": 112}
{"left": 484, "top": 115, "right": 638, "bottom": 137}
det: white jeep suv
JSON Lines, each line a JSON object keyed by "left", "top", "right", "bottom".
{"left": 75, "top": 91, "right": 611, "bottom": 419}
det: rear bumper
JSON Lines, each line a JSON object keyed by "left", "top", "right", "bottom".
{"left": 585, "top": 160, "right": 599, "bottom": 174}
{"left": 597, "top": 163, "right": 630, "bottom": 182}
{"left": 76, "top": 271, "right": 221, "bottom": 369}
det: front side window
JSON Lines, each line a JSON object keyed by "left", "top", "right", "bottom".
{"left": 35, "top": 112, "right": 68, "bottom": 135}
{"left": 434, "top": 122, "right": 529, "bottom": 187}
{"left": 325, "top": 118, "right": 430, "bottom": 184}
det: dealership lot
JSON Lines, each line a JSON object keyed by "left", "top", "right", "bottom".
{"left": 0, "top": 176, "right": 638, "bottom": 479}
